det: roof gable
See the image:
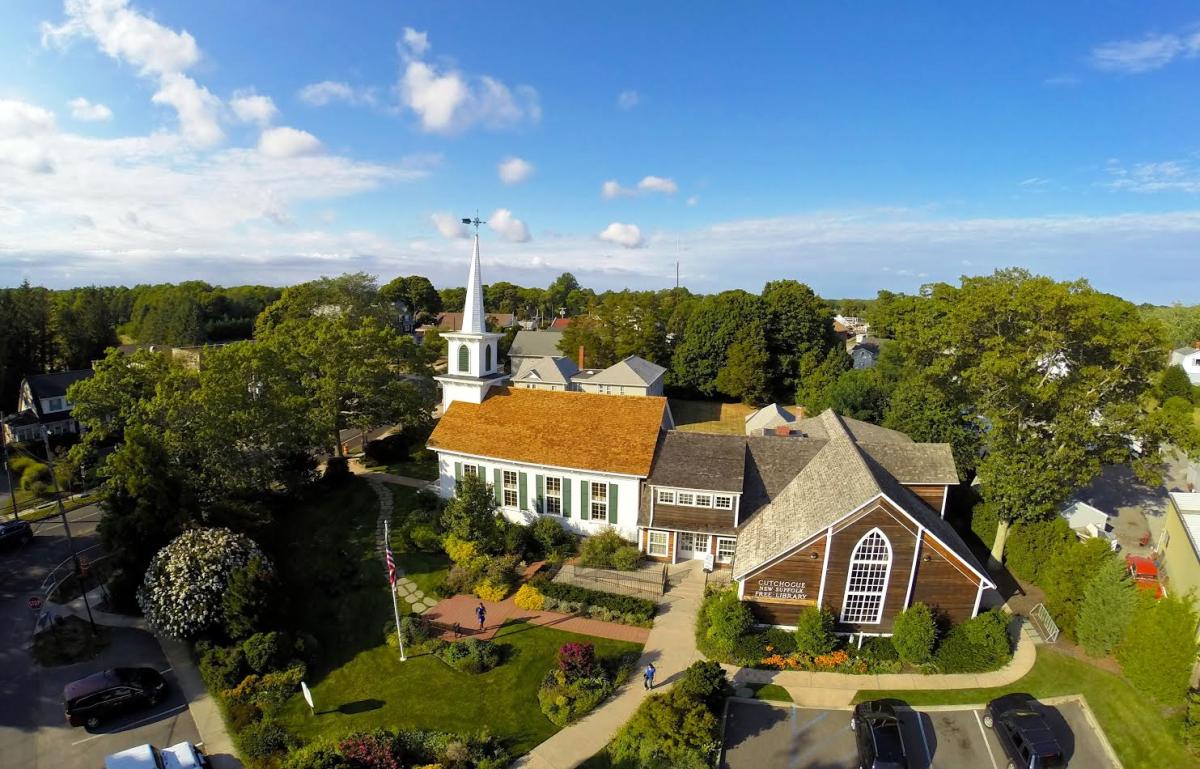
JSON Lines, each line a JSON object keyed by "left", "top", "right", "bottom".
{"left": 428, "top": 387, "right": 666, "bottom": 476}
{"left": 646, "top": 432, "right": 746, "bottom": 492}
{"left": 512, "top": 356, "right": 579, "bottom": 385}
{"left": 583, "top": 355, "right": 666, "bottom": 386}
{"left": 509, "top": 330, "right": 565, "bottom": 358}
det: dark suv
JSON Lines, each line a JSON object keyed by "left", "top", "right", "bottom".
{"left": 983, "top": 694, "right": 1066, "bottom": 769}
{"left": 0, "top": 519, "right": 33, "bottom": 550}
{"left": 850, "top": 699, "right": 909, "bottom": 769}
{"left": 64, "top": 668, "right": 167, "bottom": 728}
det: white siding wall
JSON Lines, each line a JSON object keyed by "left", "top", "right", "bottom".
{"left": 435, "top": 451, "right": 642, "bottom": 541}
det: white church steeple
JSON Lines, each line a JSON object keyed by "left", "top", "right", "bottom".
{"left": 434, "top": 229, "right": 509, "bottom": 412}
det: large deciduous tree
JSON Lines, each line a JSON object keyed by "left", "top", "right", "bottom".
{"left": 762, "top": 279, "right": 838, "bottom": 398}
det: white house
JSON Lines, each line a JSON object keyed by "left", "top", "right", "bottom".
{"left": 1060, "top": 500, "right": 1112, "bottom": 541}
{"left": 571, "top": 355, "right": 666, "bottom": 396}
{"left": 3, "top": 369, "right": 93, "bottom": 443}
{"left": 1169, "top": 345, "right": 1200, "bottom": 385}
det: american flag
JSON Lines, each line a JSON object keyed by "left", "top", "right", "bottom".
{"left": 385, "top": 544, "right": 397, "bottom": 586}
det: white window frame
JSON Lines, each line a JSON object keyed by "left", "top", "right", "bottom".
{"left": 544, "top": 476, "right": 562, "bottom": 515}
{"left": 840, "top": 528, "right": 892, "bottom": 625}
{"left": 462, "top": 464, "right": 480, "bottom": 480}
{"left": 716, "top": 537, "right": 736, "bottom": 563}
{"left": 678, "top": 531, "right": 704, "bottom": 553}
{"left": 590, "top": 483, "right": 608, "bottom": 521}
{"left": 677, "top": 491, "right": 695, "bottom": 506}
{"left": 502, "top": 470, "right": 518, "bottom": 508}
{"left": 715, "top": 495, "right": 733, "bottom": 510}
{"left": 647, "top": 530, "right": 669, "bottom": 557}
{"left": 694, "top": 493, "right": 712, "bottom": 507}
{"left": 656, "top": 489, "right": 676, "bottom": 505}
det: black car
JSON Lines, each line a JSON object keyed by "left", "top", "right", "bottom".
{"left": 983, "top": 694, "right": 1066, "bottom": 769}
{"left": 64, "top": 667, "right": 167, "bottom": 728}
{"left": 0, "top": 519, "right": 33, "bottom": 550}
{"left": 850, "top": 699, "right": 909, "bottom": 769}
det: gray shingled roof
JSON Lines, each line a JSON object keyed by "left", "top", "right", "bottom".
{"left": 646, "top": 432, "right": 747, "bottom": 492}
{"left": 508, "top": 330, "right": 565, "bottom": 359}
{"left": 744, "top": 403, "right": 795, "bottom": 434}
{"left": 580, "top": 355, "right": 666, "bottom": 387}
{"left": 512, "top": 356, "right": 579, "bottom": 385}
{"left": 858, "top": 443, "right": 959, "bottom": 484}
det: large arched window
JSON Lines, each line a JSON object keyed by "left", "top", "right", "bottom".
{"left": 484, "top": 344, "right": 493, "bottom": 372}
{"left": 457, "top": 344, "right": 470, "bottom": 373}
{"left": 840, "top": 528, "right": 892, "bottom": 624}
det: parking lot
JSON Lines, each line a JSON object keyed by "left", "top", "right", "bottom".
{"left": 721, "top": 697, "right": 1116, "bottom": 769}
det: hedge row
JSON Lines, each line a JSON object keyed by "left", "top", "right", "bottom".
{"left": 535, "top": 580, "right": 657, "bottom": 625}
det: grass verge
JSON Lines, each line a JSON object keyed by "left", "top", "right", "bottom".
{"left": 856, "top": 646, "right": 1192, "bottom": 769}
{"left": 32, "top": 616, "right": 111, "bottom": 666}
{"left": 748, "top": 683, "right": 792, "bottom": 702}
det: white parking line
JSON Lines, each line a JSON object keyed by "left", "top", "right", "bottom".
{"left": 913, "top": 712, "right": 932, "bottom": 768}
{"left": 70, "top": 704, "right": 188, "bottom": 745}
{"left": 973, "top": 710, "right": 999, "bottom": 769}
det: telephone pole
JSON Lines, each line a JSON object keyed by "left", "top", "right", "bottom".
{"left": 41, "top": 426, "right": 96, "bottom": 634}
{"left": 1, "top": 412, "right": 19, "bottom": 520}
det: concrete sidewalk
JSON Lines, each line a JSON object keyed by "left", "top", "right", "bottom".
{"left": 159, "top": 636, "right": 244, "bottom": 769}
{"left": 512, "top": 564, "right": 707, "bottom": 769}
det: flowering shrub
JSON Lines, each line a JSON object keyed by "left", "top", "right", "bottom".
{"left": 557, "top": 642, "right": 596, "bottom": 680}
{"left": 759, "top": 648, "right": 868, "bottom": 674}
{"left": 443, "top": 534, "right": 478, "bottom": 564}
{"left": 137, "top": 528, "right": 272, "bottom": 639}
{"left": 513, "top": 584, "right": 545, "bottom": 611}
{"left": 473, "top": 578, "right": 509, "bottom": 602}
{"left": 338, "top": 730, "right": 403, "bottom": 769}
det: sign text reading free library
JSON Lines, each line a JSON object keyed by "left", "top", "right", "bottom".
{"left": 754, "top": 579, "right": 809, "bottom": 602}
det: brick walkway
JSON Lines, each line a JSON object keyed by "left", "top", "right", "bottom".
{"left": 422, "top": 593, "right": 649, "bottom": 644}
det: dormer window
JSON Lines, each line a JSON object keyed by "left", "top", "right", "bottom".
{"left": 656, "top": 489, "right": 675, "bottom": 504}
{"left": 47, "top": 397, "right": 65, "bottom": 412}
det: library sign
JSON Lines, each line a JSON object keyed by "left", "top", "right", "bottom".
{"left": 753, "top": 579, "right": 812, "bottom": 603}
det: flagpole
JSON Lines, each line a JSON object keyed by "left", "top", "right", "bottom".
{"left": 383, "top": 520, "right": 407, "bottom": 662}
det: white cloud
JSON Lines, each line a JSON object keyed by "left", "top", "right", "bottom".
{"left": 0, "top": 99, "right": 57, "bottom": 137}
{"left": 230, "top": 91, "right": 277, "bottom": 125}
{"left": 617, "top": 89, "right": 639, "bottom": 110}
{"left": 489, "top": 208, "right": 530, "bottom": 242}
{"left": 602, "top": 179, "right": 634, "bottom": 199}
{"left": 67, "top": 97, "right": 112, "bottom": 122}
{"left": 1104, "top": 158, "right": 1200, "bottom": 193}
{"left": 687, "top": 195, "right": 699, "bottom": 207}
{"left": 1019, "top": 177, "right": 1050, "bottom": 187}
{"left": 43, "top": 0, "right": 223, "bottom": 146}
{"left": 397, "top": 28, "right": 540, "bottom": 134}
{"left": 432, "top": 212, "right": 468, "bottom": 239}
{"left": 637, "top": 175, "right": 677, "bottom": 194}
{"left": 599, "top": 222, "right": 644, "bottom": 248}
{"left": 498, "top": 156, "right": 534, "bottom": 185}
{"left": 401, "top": 27, "right": 429, "bottom": 57}
{"left": 298, "top": 80, "right": 376, "bottom": 107}
{"left": 258, "top": 126, "right": 322, "bottom": 158}
{"left": 1090, "top": 29, "right": 1200, "bottom": 73}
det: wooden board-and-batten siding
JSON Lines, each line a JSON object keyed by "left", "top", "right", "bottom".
{"left": 640, "top": 529, "right": 676, "bottom": 563}
{"left": 741, "top": 498, "right": 981, "bottom": 631}
{"left": 905, "top": 484, "right": 947, "bottom": 514}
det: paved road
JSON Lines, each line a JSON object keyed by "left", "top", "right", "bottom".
{"left": 0, "top": 506, "right": 202, "bottom": 769}
{"left": 721, "top": 698, "right": 1116, "bottom": 769}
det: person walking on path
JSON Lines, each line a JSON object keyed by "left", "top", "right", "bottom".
{"left": 643, "top": 662, "right": 656, "bottom": 690}
{"left": 476, "top": 603, "right": 487, "bottom": 632}
{"left": 452, "top": 622, "right": 461, "bottom": 639}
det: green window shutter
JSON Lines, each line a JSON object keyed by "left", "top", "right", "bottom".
{"left": 581, "top": 481, "right": 590, "bottom": 520}
{"left": 454, "top": 462, "right": 462, "bottom": 482}
{"left": 536, "top": 475, "right": 544, "bottom": 514}
{"left": 519, "top": 472, "right": 528, "bottom": 511}
{"left": 563, "top": 477, "right": 572, "bottom": 518}
{"left": 493, "top": 468, "right": 503, "bottom": 505}
{"left": 608, "top": 483, "right": 619, "bottom": 524}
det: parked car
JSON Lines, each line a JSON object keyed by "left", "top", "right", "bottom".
{"left": 106, "top": 741, "right": 210, "bottom": 769}
{"left": 64, "top": 667, "right": 167, "bottom": 728}
{"left": 1125, "top": 554, "right": 1166, "bottom": 598}
{"left": 983, "top": 694, "right": 1066, "bottom": 769}
{"left": 849, "top": 699, "right": 909, "bottom": 769}
{"left": 0, "top": 518, "right": 33, "bottom": 550}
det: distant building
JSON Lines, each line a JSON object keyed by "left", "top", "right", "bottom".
{"left": 437, "top": 311, "right": 516, "bottom": 332}
{"left": 549, "top": 317, "right": 572, "bottom": 330}
{"left": 507, "top": 330, "right": 565, "bottom": 375}
{"left": 571, "top": 355, "right": 666, "bottom": 397}
{"left": 511, "top": 356, "right": 580, "bottom": 392}
{"left": 1169, "top": 344, "right": 1200, "bottom": 385}
{"left": 3, "top": 369, "right": 94, "bottom": 443}
{"left": 744, "top": 403, "right": 799, "bottom": 435}
{"left": 848, "top": 335, "right": 883, "bottom": 369}
{"left": 1157, "top": 493, "right": 1200, "bottom": 647}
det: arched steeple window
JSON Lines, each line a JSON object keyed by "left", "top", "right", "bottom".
{"left": 840, "top": 528, "right": 892, "bottom": 624}
{"left": 485, "top": 344, "right": 493, "bottom": 372}
{"left": 457, "top": 344, "right": 470, "bottom": 374}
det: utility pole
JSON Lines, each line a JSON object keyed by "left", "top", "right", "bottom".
{"left": 1, "top": 412, "right": 19, "bottom": 520}
{"left": 41, "top": 426, "right": 96, "bottom": 634}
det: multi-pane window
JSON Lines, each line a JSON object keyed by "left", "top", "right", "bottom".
{"left": 462, "top": 464, "right": 479, "bottom": 479}
{"left": 655, "top": 488, "right": 735, "bottom": 510}
{"left": 694, "top": 494, "right": 712, "bottom": 507}
{"left": 678, "top": 532, "right": 703, "bottom": 553}
{"left": 545, "top": 477, "right": 562, "bottom": 515}
{"left": 715, "top": 495, "right": 733, "bottom": 510}
{"left": 502, "top": 470, "right": 518, "bottom": 508}
{"left": 716, "top": 538, "right": 736, "bottom": 563}
{"left": 590, "top": 483, "right": 608, "bottom": 521}
{"left": 677, "top": 492, "right": 695, "bottom": 506}
{"left": 840, "top": 529, "right": 892, "bottom": 624}
{"left": 656, "top": 489, "right": 675, "bottom": 504}
{"left": 647, "top": 530, "right": 669, "bottom": 557}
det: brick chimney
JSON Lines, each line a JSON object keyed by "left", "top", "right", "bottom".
{"left": 578, "top": 345, "right": 585, "bottom": 369}
{"left": 774, "top": 425, "right": 792, "bottom": 437}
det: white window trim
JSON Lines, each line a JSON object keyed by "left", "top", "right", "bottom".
{"left": 589, "top": 483, "right": 608, "bottom": 521}
{"left": 462, "top": 463, "right": 481, "bottom": 479}
{"left": 715, "top": 495, "right": 733, "bottom": 510}
{"left": 544, "top": 476, "right": 563, "bottom": 515}
{"left": 502, "top": 470, "right": 519, "bottom": 508}
{"left": 839, "top": 527, "right": 893, "bottom": 625}
{"left": 647, "top": 530, "right": 669, "bottom": 557}
{"left": 653, "top": 487, "right": 735, "bottom": 510}
{"left": 657, "top": 489, "right": 676, "bottom": 504}
{"left": 716, "top": 537, "right": 736, "bottom": 564}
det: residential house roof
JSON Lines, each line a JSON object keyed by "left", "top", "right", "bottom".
{"left": 437, "top": 312, "right": 515, "bottom": 332}
{"left": 744, "top": 403, "right": 796, "bottom": 435}
{"left": 731, "top": 411, "right": 988, "bottom": 585}
{"left": 549, "top": 318, "right": 572, "bottom": 330}
{"left": 645, "top": 432, "right": 747, "bottom": 492}
{"left": 428, "top": 387, "right": 667, "bottom": 476}
{"left": 22, "top": 369, "right": 93, "bottom": 419}
{"left": 1170, "top": 492, "right": 1200, "bottom": 563}
{"left": 508, "top": 330, "right": 565, "bottom": 359}
{"left": 512, "top": 356, "right": 579, "bottom": 385}
{"left": 856, "top": 442, "right": 959, "bottom": 484}
{"left": 575, "top": 355, "right": 666, "bottom": 387}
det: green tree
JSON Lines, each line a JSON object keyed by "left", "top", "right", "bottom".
{"left": 609, "top": 682, "right": 721, "bottom": 769}
{"left": 380, "top": 275, "right": 442, "bottom": 320}
{"left": 254, "top": 273, "right": 384, "bottom": 335}
{"left": 824, "top": 369, "right": 889, "bottom": 422}
{"left": 714, "top": 322, "right": 770, "bottom": 404}
{"left": 1159, "top": 364, "right": 1194, "bottom": 403}
{"left": 440, "top": 474, "right": 501, "bottom": 550}
{"left": 793, "top": 607, "right": 837, "bottom": 655}
{"left": 1043, "top": 538, "right": 1117, "bottom": 642}
{"left": 1003, "top": 517, "right": 1076, "bottom": 584}
{"left": 1116, "top": 593, "right": 1200, "bottom": 705}
{"left": 1076, "top": 557, "right": 1137, "bottom": 657}
{"left": 762, "top": 279, "right": 837, "bottom": 397}
{"left": 224, "top": 557, "right": 277, "bottom": 641}
{"left": 672, "top": 291, "right": 763, "bottom": 396}
{"left": 883, "top": 377, "right": 983, "bottom": 478}
{"left": 794, "top": 347, "right": 851, "bottom": 413}
{"left": 891, "top": 602, "right": 937, "bottom": 664}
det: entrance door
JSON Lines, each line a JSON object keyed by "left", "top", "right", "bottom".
{"left": 677, "top": 532, "right": 708, "bottom": 560}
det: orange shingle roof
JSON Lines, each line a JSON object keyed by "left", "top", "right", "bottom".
{"left": 428, "top": 388, "right": 667, "bottom": 476}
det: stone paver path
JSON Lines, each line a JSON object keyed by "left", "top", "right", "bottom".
{"left": 366, "top": 478, "right": 431, "bottom": 616}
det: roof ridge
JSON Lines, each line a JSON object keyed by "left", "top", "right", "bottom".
{"left": 820, "top": 409, "right": 887, "bottom": 497}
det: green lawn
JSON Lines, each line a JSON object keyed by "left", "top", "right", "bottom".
{"left": 748, "top": 683, "right": 792, "bottom": 703}
{"left": 388, "top": 484, "right": 450, "bottom": 597}
{"left": 856, "top": 646, "right": 1192, "bottom": 769}
{"left": 376, "top": 459, "right": 438, "bottom": 481}
{"left": 670, "top": 399, "right": 803, "bottom": 435}
{"left": 277, "top": 620, "right": 643, "bottom": 756}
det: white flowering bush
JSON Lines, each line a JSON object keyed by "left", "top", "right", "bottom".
{"left": 138, "top": 528, "right": 273, "bottom": 639}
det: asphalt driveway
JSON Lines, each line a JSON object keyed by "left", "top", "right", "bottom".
{"left": 721, "top": 698, "right": 1116, "bottom": 769}
{"left": 0, "top": 506, "right": 203, "bottom": 769}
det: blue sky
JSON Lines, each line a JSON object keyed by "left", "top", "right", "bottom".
{"left": 2, "top": 1, "right": 1199, "bottom": 303}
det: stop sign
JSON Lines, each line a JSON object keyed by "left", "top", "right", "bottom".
{"left": 27, "top": 596, "right": 43, "bottom": 611}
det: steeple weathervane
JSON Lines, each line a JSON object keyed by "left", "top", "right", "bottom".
{"left": 461, "top": 215, "right": 486, "bottom": 232}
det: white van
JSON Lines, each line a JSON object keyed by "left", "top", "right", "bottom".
{"left": 104, "top": 742, "right": 209, "bottom": 769}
